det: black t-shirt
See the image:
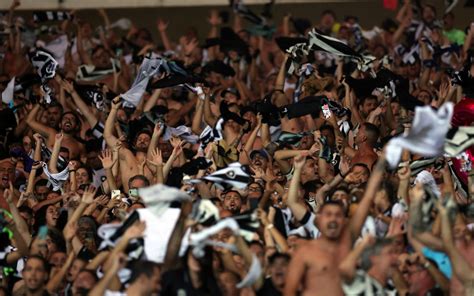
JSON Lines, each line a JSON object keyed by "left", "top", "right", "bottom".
{"left": 257, "top": 278, "right": 282, "bottom": 296}
{"left": 161, "top": 268, "right": 222, "bottom": 296}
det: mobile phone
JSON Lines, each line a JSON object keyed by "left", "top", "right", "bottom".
{"left": 111, "top": 190, "right": 121, "bottom": 200}
{"left": 322, "top": 104, "right": 331, "bottom": 119}
{"left": 128, "top": 188, "right": 138, "bottom": 197}
{"left": 38, "top": 225, "right": 48, "bottom": 240}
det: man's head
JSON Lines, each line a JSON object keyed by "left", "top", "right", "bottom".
{"left": 222, "top": 190, "right": 243, "bottom": 215}
{"left": 221, "top": 88, "right": 240, "bottom": 104}
{"left": 250, "top": 150, "right": 268, "bottom": 170}
{"left": 128, "top": 175, "right": 150, "bottom": 190}
{"left": 320, "top": 124, "right": 336, "bottom": 148}
{"left": 72, "top": 269, "right": 98, "bottom": 296}
{"left": 359, "top": 95, "right": 378, "bottom": 117}
{"left": 134, "top": 131, "right": 152, "bottom": 153}
{"left": 268, "top": 253, "right": 290, "bottom": 289}
{"left": 127, "top": 260, "right": 161, "bottom": 295}
{"left": 22, "top": 255, "right": 50, "bottom": 293}
{"left": 360, "top": 238, "right": 398, "bottom": 273}
{"left": 67, "top": 257, "right": 87, "bottom": 282}
{"left": 320, "top": 10, "right": 336, "bottom": 33}
{"left": 0, "top": 158, "right": 15, "bottom": 189}
{"left": 422, "top": 4, "right": 437, "bottom": 25}
{"left": 301, "top": 158, "right": 318, "bottom": 183}
{"left": 247, "top": 182, "right": 264, "bottom": 200}
{"left": 355, "top": 123, "right": 380, "bottom": 147}
{"left": 60, "top": 112, "right": 81, "bottom": 134}
{"left": 443, "top": 12, "right": 455, "bottom": 30}
{"left": 91, "top": 46, "right": 112, "bottom": 68}
{"left": 316, "top": 201, "right": 346, "bottom": 240}
{"left": 344, "top": 163, "right": 370, "bottom": 185}
{"left": 47, "top": 103, "right": 63, "bottom": 129}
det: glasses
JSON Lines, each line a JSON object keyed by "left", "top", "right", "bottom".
{"left": 248, "top": 187, "right": 261, "bottom": 192}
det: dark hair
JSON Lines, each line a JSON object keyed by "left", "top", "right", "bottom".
{"left": 223, "top": 190, "right": 242, "bottom": 199}
{"left": 362, "top": 122, "right": 380, "bottom": 146}
{"left": 352, "top": 163, "right": 371, "bottom": 176}
{"left": 34, "top": 179, "right": 50, "bottom": 189}
{"left": 249, "top": 240, "right": 264, "bottom": 249}
{"left": 47, "top": 227, "right": 66, "bottom": 253}
{"left": 319, "top": 200, "right": 345, "bottom": 212}
{"left": 19, "top": 205, "right": 34, "bottom": 217}
{"left": 76, "top": 165, "right": 93, "bottom": 183}
{"left": 321, "top": 9, "right": 336, "bottom": 18}
{"left": 61, "top": 111, "right": 82, "bottom": 131}
{"left": 128, "top": 260, "right": 160, "bottom": 283}
{"left": 128, "top": 175, "right": 150, "bottom": 188}
{"left": 268, "top": 253, "right": 291, "bottom": 265}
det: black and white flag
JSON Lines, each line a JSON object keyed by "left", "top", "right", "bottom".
{"left": 29, "top": 50, "right": 58, "bottom": 81}
{"left": 445, "top": 126, "right": 474, "bottom": 157}
{"left": 195, "top": 162, "right": 251, "bottom": 189}
{"left": 33, "top": 11, "right": 72, "bottom": 23}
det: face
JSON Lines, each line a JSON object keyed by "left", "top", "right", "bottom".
{"left": 144, "top": 266, "right": 162, "bottom": 294}
{"left": 47, "top": 106, "right": 62, "bottom": 128}
{"left": 417, "top": 91, "right": 431, "bottom": 105}
{"left": 130, "top": 178, "right": 147, "bottom": 189}
{"left": 321, "top": 13, "right": 335, "bottom": 30}
{"left": 443, "top": 14, "right": 454, "bottom": 29}
{"left": 72, "top": 270, "right": 97, "bottom": 295}
{"left": 23, "top": 136, "right": 33, "bottom": 154}
{"left": 224, "top": 119, "right": 241, "bottom": 134}
{"left": 317, "top": 204, "right": 345, "bottom": 240}
{"left": 67, "top": 259, "right": 86, "bottom": 282}
{"left": 248, "top": 183, "right": 263, "bottom": 199}
{"left": 61, "top": 113, "right": 79, "bottom": 133}
{"left": 92, "top": 48, "right": 111, "bottom": 68}
{"left": 224, "top": 92, "right": 238, "bottom": 104}
{"left": 269, "top": 257, "right": 289, "bottom": 288}
{"left": 422, "top": 6, "right": 436, "bottom": 24}
{"left": 49, "top": 252, "right": 67, "bottom": 269}
{"left": 135, "top": 133, "right": 151, "bottom": 152}
{"left": 251, "top": 153, "right": 268, "bottom": 170}
{"left": 0, "top": 161, "right": 15, "bottom": 189}
{"left": 372, "top": 244, "right": 398, "bottom": 273}
{"left": 223, "top": 192, "right": 242, "bottom": 215}
{"left": 354, "top": 126, "right": 367, "bottom": 146}
{"left": 22, "top": 258, "right": 48, "bottom": 292}
{"left": 46, "top": 205, "right": 59, "bottom": 227}
{"left": 321, "top": 129, "right": 335, "bottom": 148}
{"left": 76, "top": 168, "right": 90, "bottom": 186}
{"left": 331, "top": 190, "right": 350, "bottom": 211}
{"left": 361, "top": 98, "right": 377, "bottom": 116}
{"left": 242, "top": 111, "right": 257, "bottom": 128}
{"left": 345, "top": 165, "right": 369, "bottom": 185}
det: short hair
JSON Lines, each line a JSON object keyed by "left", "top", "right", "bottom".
{"left": 128, "top": 175, "right": 150, "bottom": 188}
{"left": 25, "top": 254, "right": 51, "bottom": 275}
{"left": 352, "top": 163, "right": 370, "bottom": 176}
{"left": 321, "top": 9, "right": 336, "bottom": 18}
{"left": 77, "top": 268, "right": 99, "bottom": 282}
{"left": 47, "top": 227, "right": 66, "bottom": 253}
{"left": 223, "top": 190, "right": 242, "bottom": 199}
{"left": 319, "top": 200, "right": 345, "bottom": 212}
{"left": 360, "top": 95, "right": 378, "bottom": 106}
{"left": 61, "top": 111, "right": 82, "bottom": 129}
{"left": 128, "top": 260, "right": 160, "bottom": 283}
{"left": 268, "top": 253, "right": 291, "bottom": 265}
{"left": 360, "top": 237, "right": 393, "bottom": 271}
{"left": 249, "top": 240, "right": 264, "bottom": 250}
{"left": 362, "top": 122, "right": 380, "bottom": 146}
{"left": 319, "top": 124, "right": 335, "bottom": 135}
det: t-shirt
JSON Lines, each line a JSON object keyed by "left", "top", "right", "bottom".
{"left": 161, "top": 268, "right": 222, "bottom": 296}
{"left": 342, "top": 270, "right": 396, "bottom": 296}
{"left": 443, "top": 29, "right": 466, "bottom": 45}
{"left": 257, "top": 278, "right": 282, "bottom": 296}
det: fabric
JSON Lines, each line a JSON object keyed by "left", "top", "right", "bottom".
{"left": 444, "top": 126, "right": 474, "bottom": 157}
{"left": 33, "top": 11, "right": 72, "bottom": 22}
{"left": 342, "top": 269, "right": 393, "bottom": 296}
{"left": 76, "top": 59, "right": 121, "bottom": 81}
{"left": 121, "top": 54, "right": 162, "bottom": 107}
{"left": 41, "top": 161, "right": 69, "bottom": 191}
{"left": 422, "top": 247, "right": 452, "bottom": 279}
{"left": 1, "top": 77, "right": 14, "bottom": 104}
{"left": 198, "top": 162, "right": 251, "bottom": 190}
{"left": 138, "top": 183, "right": 191, "bottom": 217}
{"left": 383, "top": 0, "right": 398, "bottom": 10}
{"left": 42, "top": 34, "right": 69, "bottom": 69}
{"left": 385, "top": 103, "right": 454, "bottom": 169}
{"left": 29, "top": 50, "right": 58, "bottom": 81}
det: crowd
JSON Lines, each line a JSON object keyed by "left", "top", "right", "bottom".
{"left": 0, "top": 0, "right": 474, "bottom": 295}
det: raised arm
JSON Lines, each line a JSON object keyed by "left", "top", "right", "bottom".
{"left": 349, "top": 156, "right": 385, "bottom": 242}
{"left": 26, "top": 104, "right": 56, "bottom": 144}
{"left": 61, "top": 79, "right": 98, "bottom": 128}
{"left": 287, "top": 155, "right": 310, "bottom": 221}
{"left": 48, "top": 133, "right": 63, "bottom": 174}
{"left": 104, "top": 98, "right": 121, "bottom": 148}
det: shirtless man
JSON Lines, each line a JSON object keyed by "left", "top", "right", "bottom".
{"left": 284, "top": 154, "right": 385, "bottom": 296}
{"left": 347, "top": 122, "right": 379, "bottom": 170}
{"left": 26, "top": 104, "right": 85, "bottom": 160}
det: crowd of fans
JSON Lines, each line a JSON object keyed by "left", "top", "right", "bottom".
{"left": 0, "top": 0, "right": 473, "bottom": 295}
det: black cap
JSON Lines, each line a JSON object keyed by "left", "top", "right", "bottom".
{"left": 275, "top": 36, "right": 308, "bottom": 52}
{"left": 290, "top": 17, "right": 312, "bottom": 36}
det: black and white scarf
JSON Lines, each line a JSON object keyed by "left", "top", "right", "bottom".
{"left": 76, "top": 59, "right": 121, "bottom": 82}
{"left": 33, "top": 11, "right": 73, "bottom": 23}
{"left": 29, "top": 50, "right": 58, "bottom": 81}
{"left": 191, "top": 162, "right": 250, "bottom": 190}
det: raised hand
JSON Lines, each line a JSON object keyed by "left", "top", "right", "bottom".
{"left": 111, "top": 97, "right": 122, "bottom": 110}
{"left": 4, "top": 182, "right": 14, "bottom": 204}
{"left": 156, "top": 19, "right": 169, "bottom": 32}
{"left": 256, "top": 208, "right": 270, "bottom": 226}
{"left": 55, "top": 133, "right": 64, "bottom": 143}
{"left": 33, "top": 133, "right": 43, "bottom": 144}
{"left": 82, "top": 186, "right": 97, "bottom": 204}
{"left": 60, "top": 79, "right": 75, "bottom": 93}
{"left": 99, "top": 149, "right": 116, "bottom": 170}
{"left": 63, "top": 221, "right": 77, "bottom": 242}
{"left": 183, "top": 38, "right": 199, "bottom": 56}
{"left": 208, "top": 9, "right": 222, "bottom": 26}
{"left": 293, "top": 154, "right": 306, "bottom": 170}
{"left": 148, "top": 148, "right": 163, "bottom": 167}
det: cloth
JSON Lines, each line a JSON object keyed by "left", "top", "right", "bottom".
{"left": 1, "top": 76, "right": 14, "bottom": 104}
{"left": 29, "top": 50, "right": 58, "bottom": 82}
{"left": 422, "top": 247, "right": 452, "bottom": 279}
{"left": 121, "top": 54, "right": 162, "bottom": 107}
{"left": 76, "top": 59, "right": 121, "bottom": 81}
{"left": 194, "top": 162, "right": 251, "bottom": 190}
{"left": 33, "top": 11, "right": 72, "bottom": 22}
{"left": 41, "top": 161, "right": 69, "bottom": 191}
{"left": 385, "top": 103, "right": 454, "bottom": 169}
{"left": 138, "top": 183, "right": 191, "bottom": 217}
{"left": 342, "top": 269, "right": 395, "bottom": 296}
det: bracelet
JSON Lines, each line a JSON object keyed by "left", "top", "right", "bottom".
{"left": 339, "top": 171, "right": 346, "bottom": 178}
{"left": 266, "top": 224, "right": 274, "bottom": 230}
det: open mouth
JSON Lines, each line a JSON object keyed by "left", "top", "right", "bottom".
{"left": 327, "top": 222, "right": 339, "bottom": 230}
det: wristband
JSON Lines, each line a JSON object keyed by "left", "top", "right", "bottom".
{"left": 339, "top": 171, "right": 346, "bottom": 178}
{"left": 266, "top": 224, "right": 274, "bottom": 230}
